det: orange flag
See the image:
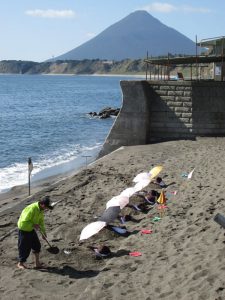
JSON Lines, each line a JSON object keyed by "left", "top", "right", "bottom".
{"left": 157, "top": 190, "right": 166, "bottom": 205}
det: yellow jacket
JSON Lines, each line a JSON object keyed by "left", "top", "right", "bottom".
{"left": 17, "top": 202, "right": 46, "bottom": 234}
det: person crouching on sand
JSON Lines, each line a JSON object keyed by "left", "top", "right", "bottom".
{"left": 17, "top": 196, "right": 53, "bottom": 269}
{"left": 154, "top": 177, "right": 166, "bottom": 188}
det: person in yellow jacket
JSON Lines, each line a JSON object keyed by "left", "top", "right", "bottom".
{"left": 17, "top": 195, "right": 53, "bottom": 269}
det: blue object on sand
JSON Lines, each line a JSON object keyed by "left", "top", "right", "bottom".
{"left": 214, "top": 213, "right": 225, "bottom": 229}
{"left": 181, "top": 173, "right": 188, "bottom": 178}
{"left": 111, "top": 226, "right": 127, "bottom": 234}
{"left": 132, "top": 204, "right": 141, "bottom": 211}
{"left": 120, "top": 217, "right": 126, "bottom": 224}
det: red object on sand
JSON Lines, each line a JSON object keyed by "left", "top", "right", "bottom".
{"left": 141, "top": 229, "right": 153, "bottom": 234}
{"left": 157, "top": 205, "right": 168, "bottom": 209}
{"left": 129, "top": 251, "right": 142, "bottom": 257}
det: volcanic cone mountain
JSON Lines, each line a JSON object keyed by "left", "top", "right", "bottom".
{"left": 54, "top": 10, "right": 195, "bottom": 61}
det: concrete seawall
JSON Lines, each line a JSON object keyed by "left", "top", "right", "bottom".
{"left": 99, "top": 80, "right": 225, "bottom": 157}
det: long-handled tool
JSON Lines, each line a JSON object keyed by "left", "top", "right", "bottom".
{"left": 42, "top": 234, "right": 60, "bottom": 254}
{"left": 38, "top": 228, "right": 60, "bottom": 254}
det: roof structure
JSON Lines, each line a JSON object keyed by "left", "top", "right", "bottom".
{"left": 144, "top": 36, "right": 225, "bottom": 81}
{"left": 197, "top": 36, "right": 225, "bottom": 47}
{"left": 144, "top": 55, "right": 225, "bottom": 66}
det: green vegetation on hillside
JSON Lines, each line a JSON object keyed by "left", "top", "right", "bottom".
{"left": 0, "top": 59, "right": 147, "bottom": 75}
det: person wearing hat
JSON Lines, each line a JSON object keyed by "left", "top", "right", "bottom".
{"left": 88, "top": 245, "right": 111, "bottom": 259}
{"left": 144, "top": 190, "right": 160, "bottom": 205}
{"left": 154, "top": 177, "right": 166, "bottom": 188}
{"left": 17, "top": 195, "right": 53, "bottom": 269}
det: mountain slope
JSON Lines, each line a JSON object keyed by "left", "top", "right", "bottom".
{"left": 54, "top": 10, "right": 195, "bottom": 61}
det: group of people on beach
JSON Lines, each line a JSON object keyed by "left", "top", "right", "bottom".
{"left": 16, "top": 177, "right": 166, "bottom": 269}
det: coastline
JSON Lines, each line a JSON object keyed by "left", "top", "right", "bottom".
{"left": 91, "top": 73, "right": 146, "bottom": 78}
{"left": 0, "top": 156, "right": 94, "bottom": 212}
{"left": 0, "top": 146, "right": 119, "bottom": 212}
{"left": 0, "top": 143, "right": 101, "bottom": 206}
{"left": 1, "top": 138, "right": 225, "bottom": 299}
{"left": 0, "top": 72, "right": 146, "bottom": 77}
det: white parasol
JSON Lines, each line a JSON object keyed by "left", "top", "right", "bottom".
{"left": 79, "top": 221, "right": 106, "bottom": 241}
{"left": 106, "top": 195, "right": 129, "bottom": 209}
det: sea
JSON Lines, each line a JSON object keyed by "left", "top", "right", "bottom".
{"left": 0, "top": 74, "right": 142, "bottom": 194}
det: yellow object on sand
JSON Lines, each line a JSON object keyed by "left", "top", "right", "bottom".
{"left": 149, "top": 166, "right": 163, "bottom": 179}
{"left": 157, "top": 190, "right": 166, "bottom": 205}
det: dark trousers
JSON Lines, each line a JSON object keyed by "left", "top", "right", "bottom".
{"left": 18, "top": 229, "right": 41, "bottom": 263}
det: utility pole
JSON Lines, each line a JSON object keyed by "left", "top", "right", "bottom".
{"left": 28, "top": 157, "right": 33, "bottom": 196}
{"left": 82, "top": 155, "right": 91, "bottom": 173}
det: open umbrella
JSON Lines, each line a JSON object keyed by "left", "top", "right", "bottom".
{"left": 99, "top": 206, "right": 121, "bottom": 223}
{"left": 120, "top": 187, "right": 136, "bottom": 197}
{"left": 133, "top": 166, "right": 163, "bottom": 184}
{"left": 134, "top": 179, "right": 151, "bottom": 192}
{"left": 133, "top": 172, "right": 150, "bottom": 183}
{"left": 80, "top": 221, "right": 106, "bottom": 241}
{"left": 149, "top": 166, "right": 163, "bottom": 179}
{"left": 106, "top": 195, "right": 129, "bottom": 209}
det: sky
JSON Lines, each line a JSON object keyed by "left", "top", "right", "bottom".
{"left": 1, "top": 0, "right": 225, "bottom": 62}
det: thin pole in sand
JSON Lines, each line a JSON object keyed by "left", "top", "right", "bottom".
{"left": 82, "top": 155, "right": 91, "bottom": 173}
{"left": 28, "top": 157, "right": 33, "bottom": 196}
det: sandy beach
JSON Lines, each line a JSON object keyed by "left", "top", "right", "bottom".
{"left": 1, "top": 137, "right": 225, "bottom": 300}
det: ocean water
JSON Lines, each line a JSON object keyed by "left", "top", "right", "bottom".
{"left": 0, "top": 74, "right": 141, "bottom": 193}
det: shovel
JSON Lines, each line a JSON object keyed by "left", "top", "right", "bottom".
{"left": 41, "top": 233, "right": 60, "bottom": 254}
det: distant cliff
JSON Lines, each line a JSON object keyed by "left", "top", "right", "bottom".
{"left": 0, "top": 59, "right": 147, "bottom": 75}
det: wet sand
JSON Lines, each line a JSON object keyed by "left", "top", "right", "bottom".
{"left": 0, "top": 138, "right": 225, "bottom": 300}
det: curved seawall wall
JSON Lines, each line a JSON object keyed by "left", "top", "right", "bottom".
{"left": 99, "top": 80, "right": 225, "bottom": 157}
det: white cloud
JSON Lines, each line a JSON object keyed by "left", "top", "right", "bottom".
{"left": 86, "top": 32, "right": 96, "bottom": 39}
{"left": 180, "top": 5, "right": 211, "bottom": 13}
{"left": 143, "top": 3, "right": 177, "bottom": 13}
{"left": 142, "top": 2, "right": 211, "bottom": 14}
{"left": 25, "top": 9, "right": 75, "bottom": 19}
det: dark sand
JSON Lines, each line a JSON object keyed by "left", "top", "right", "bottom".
{"left": 1, "top": 138, "right": 225, "bottom": 300}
